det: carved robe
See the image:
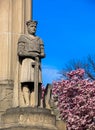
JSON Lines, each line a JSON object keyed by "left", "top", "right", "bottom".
{"left": 18, "top": 35, "right": 43, "bottom": 83}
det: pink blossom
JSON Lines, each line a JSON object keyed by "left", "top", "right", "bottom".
{"left": 52, "top": 69, "right": 95, "bottom": 129}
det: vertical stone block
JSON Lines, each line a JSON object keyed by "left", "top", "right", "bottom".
{"left": 0, "top": 0, "right": 32, "bottom": 114}
{"left": 0, "top": 0, "right": 32, "bottom": 81}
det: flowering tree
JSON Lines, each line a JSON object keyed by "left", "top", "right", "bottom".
{"left": 61, "top": 55, "right": 95, "bottom": 80}
{"left": 52, "top": 69, "right": 95, "bottom": 130}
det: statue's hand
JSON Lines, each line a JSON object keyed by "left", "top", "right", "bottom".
{"left": 35, "top": 56, "right": 39, "bottom": 62}
{"left": 40, "top": 53, "right": 45, "bottom": 58}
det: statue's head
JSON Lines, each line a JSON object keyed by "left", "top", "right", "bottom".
{"left": 26, "top": 20, "right": 38, "bottom": 35}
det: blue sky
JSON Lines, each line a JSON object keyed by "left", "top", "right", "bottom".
{"left": 33, "top": 0, "right": 95, "bottom": 86}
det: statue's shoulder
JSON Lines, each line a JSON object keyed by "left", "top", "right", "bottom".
{"left": 18, "top": 34, "right": 29, "bottom": 43}
{"left": 36, "top": 36, "right": 43, "bottom": 44}
{"left": 35, "top": 36, "right": 40, "bottom": 40}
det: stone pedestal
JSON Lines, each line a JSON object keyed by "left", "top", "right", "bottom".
{"left": 0, "top": 107, "right": 58, "bottom": 130}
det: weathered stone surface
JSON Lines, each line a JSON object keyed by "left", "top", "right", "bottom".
{"left": 0, "top": 80, "right": 13, "bottom": 123}
{"left": 44, "top": 84, "right": 52, "bottom": 109}
{"left": 0, "top": 0, "right": 32, "bottom": 115}
{"left": 0, "top": 126, "right": 55, "bottom": 130}
{"left": 0, "top": 0, "right": 32, "bottom": 81}
{"left": 56, "top": 120, "right": 66, "bottom": 130}
{"left": 0, "top": 107, "right": 58, "bottom": 130}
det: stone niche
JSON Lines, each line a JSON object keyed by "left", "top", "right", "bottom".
{"left": 0, "top": 107, "right": 58, "bottom": 130}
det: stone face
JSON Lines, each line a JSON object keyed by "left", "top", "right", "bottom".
{"left": 0, "top": 107, "right": 58, "bottom": 130}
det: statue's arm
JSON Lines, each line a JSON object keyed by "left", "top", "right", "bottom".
{"left": 17, "top": 35, "right": 27, "bottom": 57}
{"left": 17, "top": 42, "right": 25, "bottom": 56}
{"left": 39, "top": 39, "right": 45, "bottom": 58}
{"left": 17, "top": 42, "right": 31, "bottom": 57}
{"left": 18, "top": 42, "right": 39, "bottom": 58}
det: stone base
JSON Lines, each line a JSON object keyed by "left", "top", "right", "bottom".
{"left": 0, "top": 107, "right": 58, "bottom": 130}
{"left": 0, "top": 126, "right": 55, "bottom": 130}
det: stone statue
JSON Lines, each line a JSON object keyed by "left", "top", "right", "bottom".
{"left": 13, "top": 20, "right": 45, "bottom": 107}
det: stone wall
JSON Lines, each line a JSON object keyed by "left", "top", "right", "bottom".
{"left": 0, "top": 0, "right": 32, "bottom": 115}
